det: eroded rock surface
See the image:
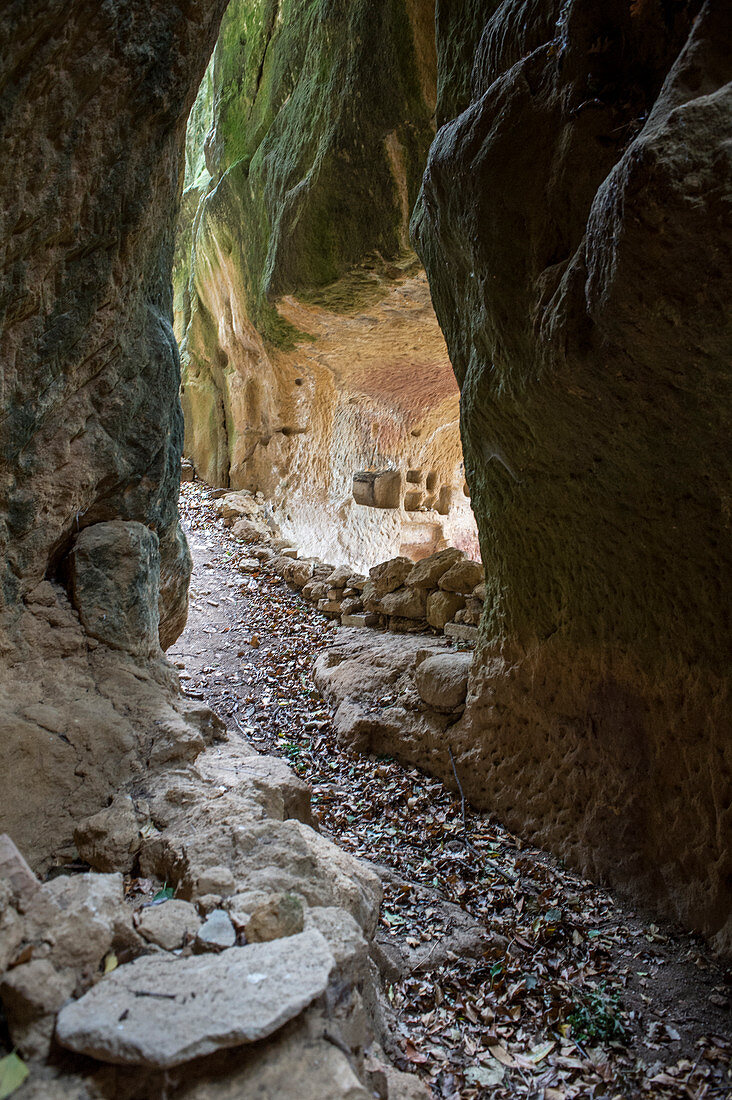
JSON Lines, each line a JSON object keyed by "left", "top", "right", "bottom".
{"left": 175, "top": 0, "right": 478, "bottom": 569}
{"left": 0, "top": 0, "right": 228, "bottom": 864}
{"left": 413, "top": 0, "right": 732, "bottom": 947}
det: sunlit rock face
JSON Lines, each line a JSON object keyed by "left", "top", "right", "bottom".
{"left": 175, "top": 0, "right": 479, "bottom": 571}
{"left": 414, "top": 1, "right": 732, "bottom": 950}
{"left": 0, "top": 0, "right": 228, "bottom": 863}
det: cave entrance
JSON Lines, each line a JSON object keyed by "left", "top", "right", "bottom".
{"left": 173, "top": 2, "right": 479, "bottom": 574}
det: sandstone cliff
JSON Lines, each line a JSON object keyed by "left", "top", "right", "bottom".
{"left": 413, "top": 0, "right": 731, "bottom": 950}
{"left": 175, "top": 0, "right": 478, "bottom": 568}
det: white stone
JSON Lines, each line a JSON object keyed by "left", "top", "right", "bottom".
{"left": 195, "top": 908, "right": 236, "bottom": 950}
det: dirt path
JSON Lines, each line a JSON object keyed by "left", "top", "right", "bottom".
{"left": 169, "top": 483, "right": 731, "bottom": 1100}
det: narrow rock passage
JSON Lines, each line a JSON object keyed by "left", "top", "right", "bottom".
{"left": 169, "top": 484, "right": 731, "bottom": 1100}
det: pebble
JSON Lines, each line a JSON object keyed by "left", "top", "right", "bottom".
{"left": 195, "top": 909, "right": 237, "bottom": 951}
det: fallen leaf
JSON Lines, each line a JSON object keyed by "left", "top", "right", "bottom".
{"left": 488, "top": 1042, "right": 516, "bottom": 1068}
{"left": 527, "top": 1040, "right": 555, "bottom": 1063}
{"left": 465, "top": 1064, "right": 505, "bottom": 1086}
{"left": 403, "top": 1040, "right": 429, "bottom": 1065}
{"left": 0, "top": 1053, "right": 30, "bottom": 1099}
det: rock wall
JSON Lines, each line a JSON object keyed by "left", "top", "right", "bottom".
{"left": 0, "top": 10, "right": 430, "bottom": 1097}
{"left": 0, "top": 0, "right": 229, "bottom": 863}
{"left": 413, "top": 0, "right": 732, "bottom": 949}
{"left": 175, "top": 0, "right": 479, "bottom": 570}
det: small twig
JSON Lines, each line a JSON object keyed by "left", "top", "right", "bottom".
{"left": 132, "top": 990, "right": 178, "bottom": 1000}
{"left": 232, "top": 714, "right": 250, "bottom": 738}
{"left": 448, "top": 746, "right": 467, "bottom": 841}
{"left": 448, "top": 746, "right": 518, "bottom": 886}
{"left": 572, "top": 1036, "right": 590, "bottom": 1061}
{"left": 322, "top": 1029, "right": 354, "bottom": 1059}
{"left": 408, "top": 935, "right": 443, "bottom": 974}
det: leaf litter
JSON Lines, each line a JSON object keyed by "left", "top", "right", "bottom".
{"left": 171, "top": 483, "right": 732, "bottom": 1099}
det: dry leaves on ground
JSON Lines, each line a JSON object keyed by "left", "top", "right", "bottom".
{"left": 174, "top": 484, "right": 732, "bottom": 1100}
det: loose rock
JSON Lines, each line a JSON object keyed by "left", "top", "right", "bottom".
{"left": 414, "top": 652, "right": 472, "bottom": 712}
{"left": 136, "top": 900, "right": 201, "bottom": 951}
{"left": 438, "top": 559, "right": 484, "bottom": 594}
{"left": 195, "top": 908, "right": 237, "bottom": 951}
{"left": 245, "top": 893, "right": 304, "bottom": 943}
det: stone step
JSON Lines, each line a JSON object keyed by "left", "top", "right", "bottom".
{"left": 444, "top": 622, "right": 479, "bottom": 644}
{"left": 341, "top": 613, "right": 380, "bottom": 628}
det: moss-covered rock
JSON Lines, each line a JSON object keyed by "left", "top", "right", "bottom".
{"left": 177, "top": 0, "right": 438, "bottom": 346}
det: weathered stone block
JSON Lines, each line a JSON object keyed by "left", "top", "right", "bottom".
{"left": 69, "top": 521, "right": 161, "bottom": 657}
{"left": 136, "top": 900, "right": 201, "bottom": 951}
{"left": 406, "top": 548, "right": 464, "bottom": 589}
{"left": 426, "top": 590, "right": 465, "bottom": 631}
{"left": 438, "top": 559, "right": 484, "bottom": 594}
{"left": 352, "top": 470, "right": 402, "bottom": 509}
{"left": 369, "top": 556, "right": 413, "bottom": 596}
{"left": 380, "top": 587, "right": 427, "bottom": 620}
{"left": 443, "top": 623, "right": 478, "bottom": 644}
{"left": 56, "top": 931, "right": 335, "bottom": 1067}
{"left": 415, "top": 652, "right": 472, "bottom": 712}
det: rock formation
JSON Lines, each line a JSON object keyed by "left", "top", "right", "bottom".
{"left": 0, "top": 5, "right": 430, "bottom": 1096}
{"left": 175, "top": 0, "right": 479, "bottom": 569}
{"left": 412, "top": 0, "right": 731, "bottom": 950}
{"left": 0, "top": 0, "right": 230, "bottom": 865}
{"left": 1, "top": 3, "right": 730, "bottom": 1095}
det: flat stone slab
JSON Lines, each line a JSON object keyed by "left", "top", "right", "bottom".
{"left": 55, "top": 929, "right": 333, "bottom": 1067}
{"left": 443, "top": 622, "right": 478, "bottom": 643}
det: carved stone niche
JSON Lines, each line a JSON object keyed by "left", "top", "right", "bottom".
{"left": 352, "top": 470, "right": 402, "bottom": 509}
{"left": 404, "top": 489, "right": 424, "bottom": 511}
{"left": 437, "top": 486, "right": 459, "bottom": 515}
